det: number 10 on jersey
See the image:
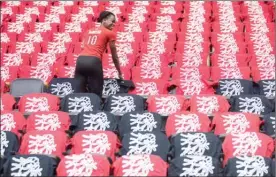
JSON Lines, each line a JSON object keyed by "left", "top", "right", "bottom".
{"left": 87, "top": 35, "right": 98, "bottom": 45}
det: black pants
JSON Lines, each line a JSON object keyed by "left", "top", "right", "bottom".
{"left": 74, "top": 56, "right": 103, "bottom": 97}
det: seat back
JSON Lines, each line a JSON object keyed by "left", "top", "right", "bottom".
{"left": 10, "top": 78, "right": 45, "bottom": 97}
{"left": 48, "top": 78, "right": 86, "bottom": 98}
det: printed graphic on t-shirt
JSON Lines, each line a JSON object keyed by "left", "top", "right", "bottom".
{"left": 129, "top": 113, "right": 157, "bottom": 132}
{"left": 82, "top": 133, "right": 111, "bottom": 154}
{"left": 127, "top": 133, "right": 158, "bottom": 155}
{"left": 236, "top": 156, "right": 269, "bottom": 176}
{"left": 1, "top": 113, "right": 16, "bottom": 131}
{"left": 51, "top": 82, "right": 74, "bottom": 97}
{"left": 180, "top": 133, "right": 210, "bottom": 156}
{"left": 181, "top": 156, "right": 215, "bottom": 176}
{"left": 34, "top": 113, "right": 61, "bottom": 131}
{"left": 122, "top": 155, "right": 154, "bottom": 176}
{"left": 174, "top": 114, "right": 201, "bottom": 133}
{"left": 83, "top": 112, "right": 111, "bottom": 131}
{"left": 10, "top": 156, "right": 43, "bottom": 176}
{"left": 1, "top": 131, "right": 9, "bottom": 156}
{"left": 65, "top": 154, "right": 98, "bottom": 176}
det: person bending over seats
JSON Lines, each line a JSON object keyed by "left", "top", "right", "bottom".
{"left": 75, "top": 11, "right": 122, "bottom": 97}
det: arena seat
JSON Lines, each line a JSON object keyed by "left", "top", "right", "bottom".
{"left": 10, "top": 78, "right": 45, "bottom": 97}
{"left": 0, "top": 1, "right": 275, "bottom": 176}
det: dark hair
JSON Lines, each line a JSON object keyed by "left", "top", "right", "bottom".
{"left": 97, "top": 11, "right": 115, "bottom": 23}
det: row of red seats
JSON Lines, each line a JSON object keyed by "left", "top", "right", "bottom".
{"left": 1, "top": 3, "right": 274, "bottom": 25}
{"left": 1, "top": 5, "right": 184, "bottom": 16}
{"left": 1, "top": 10, "right": 274, "bottom": 23}
{"left": 2, "top": 1, "right": 272, "bottom": 7}
{"left": 1, "top": 130, "right": 274, "bottom": 176}
{"left": 1, "top": 2, "right": 273, "bottom": 28}
{"left": 2, "top": 127, "right": 274, "bottom": 170}
{"left": 1, "top": 31, "right": 275, "bottom": 44}
{"left": 1, "top": 50, "right": 274, "bottom": 70}
{"left": 1, "top": 65, "right": 274, "bottom": 85}
{"left": 1, "top": 41, "right": 274, "bottom": 59}
{"left": 244, "top": 2, "right": 274, "bottom": 66}
{"left": 1, "top": 1, "right": 273, "bottom": 14}
{"left": 1, "top": 91, "right": 275, "bottom": 118}
{"left": 1, "top": 1, "right": 184, "bottom": 7}
{"left": 2, "top": 107, "right": 274, "bottom": 176}
{"left": 2, "top": 109, "right": 268, "bottom": 139}
{"left": 1, "top": 20, "right": 275, "bottom": 33}
{"left": 2, "top": 108, "right": 273, "bottom": 142}
{"left": 0, "top": 92, "right": 257, "bottom": 114}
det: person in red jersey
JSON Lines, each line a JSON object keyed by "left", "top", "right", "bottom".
{"left": 75, "top": 11, "right": 122, "bottom": 97}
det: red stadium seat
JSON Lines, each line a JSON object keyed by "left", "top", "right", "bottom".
{"left": 211, "top": 54, "right": 250, "bottom": 67}
{"left": 129, "top": 79, "right": 170, "bottom": 96}
{"left": 18, "top": 93, "right": 60, "bottom": 113}
{"left": 0, "top": 94, "right": 16, "bottom": 111}
{"left": 26, "top": 111, "right": 71, "bottom": 132}
{"left": 251, "top": 67, "right": 275, "bottom": 82}
{"left": 166, "top": 112, "right": 212, "bottom": 137}
{"left": 19, "top": 130, "right": 70, "bottom": 158}
{"left": 1, "top": 66, "right": 19, "bottom": 84}
{"left": 131, "top": 66, "right": 171, "bottom": 80}
{"left": 113, "top": 155, "right": 168, "bottom": 176}
{"left": 189, "top": 95, "right": 230, "bottom": 115}
{"left": 30, "top": 53, "right": 65, "bottom": 68}
{"left": 222, "top": 132, "right": 274, "bottom": 166}
{"left": 171, "top": 66, "right": 210, "bottom": 81}
{"left": 1, "top": 111, "right": 26, "bottom": 137}
{"left": 70, "top": 130, "right": 121, "bottom": 162}
{"left": 56, "top": 65, "right": 76, "bottom": 78}
{"left": 174, "top": 52, "right": 209, "bottom": 67}
{"left": 57, "top": 153, "right": 111, "bottom": 176}
{"left": 212, "top": 112, "right": 261, "bottom": 135}
{"left": 19, "top": 65, "right": 56, "bottom": 84}
{"left": 147, "top": 95, "right": 188, "bottom": 115}
{"left": 171, "top": 79, "right": 215, "bottom": 96}
{"left": 210, "top": 67, "right": 251, "bottom": 81}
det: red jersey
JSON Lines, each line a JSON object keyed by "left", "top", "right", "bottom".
{"left": 80, "top": 26, "right": 116, "bottom": 59}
